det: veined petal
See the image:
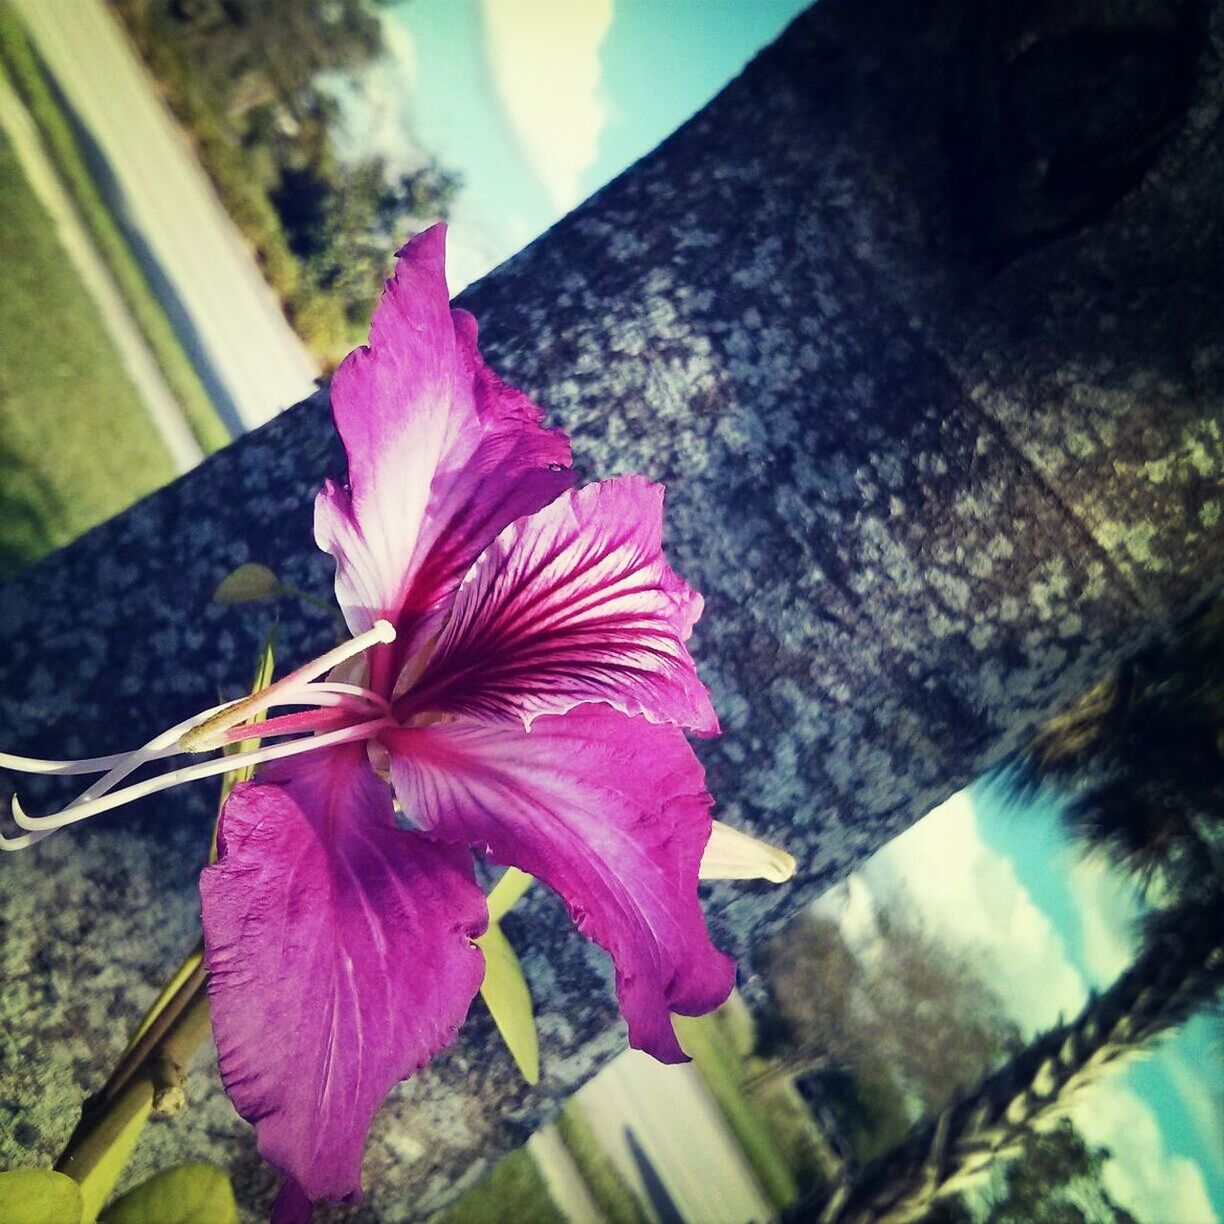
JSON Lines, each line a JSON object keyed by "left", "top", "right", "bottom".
{"left": 200, "top": 744, "right": 486, "bottom": 1207}
{"left": 386, "top": 707, "right": 736, "bottom": 1062}
{"left": 315, "top": 225, "right": 571, "bottom": 686}
{"left": 398, "top": 476, "right": 719, "bottom": 735}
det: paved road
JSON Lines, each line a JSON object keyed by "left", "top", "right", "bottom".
{"left": 14, "top": 0, "right": 318, "bottom": 434}
{"left": 577, "top": 1049, "right": 775, "bottom": 1224}
{"left": 0, "top": 65, "right": 203, "bottom": 472}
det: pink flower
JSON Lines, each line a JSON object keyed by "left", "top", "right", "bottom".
{"left": 200, "top": 224, "right": 734, "bottom": 1217}
{"left": 1, "top": 226, "right": 796, "bottom": 1220}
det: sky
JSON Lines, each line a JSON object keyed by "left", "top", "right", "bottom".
{"left": 325, "top": 5, "right": 1222, "bottom": 1218}
{"left": 328, "top": 0, "right": 810, "bottom": 290}
{"left": 817, "top": 786, "right": 1222, "bottom": 1223}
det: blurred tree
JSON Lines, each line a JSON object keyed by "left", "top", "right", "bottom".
{"left": 800, "top": 600, "right": 1224, "bottom": 1223}
{"left": 926, "top": 1120, "right": 1139, "bottom": 1224}
{"left": 761, "top": 893, "right": 1021, "bottom": 1159}
{"left": 115, "top": 0, "right": 461, "bottom": 359}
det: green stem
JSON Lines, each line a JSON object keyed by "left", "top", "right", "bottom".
{"left": 55, "top": 943, "right": 212, "bottom": 1217}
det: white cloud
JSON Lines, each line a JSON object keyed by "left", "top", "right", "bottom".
{"left": 1072, "top": 1078, "right": 1218, "bottom": 1223}
{"left": 479, "top": 0, "right": 613, "bottom": 212}
{"left": 817, "top": 790, "right": 1087, "bottom": 1036}
{"left": 323, "top": 14, "right": 423, "bottom": 173}
{"left": 1066, "top": 855, "right": 1143, "bottom": 988}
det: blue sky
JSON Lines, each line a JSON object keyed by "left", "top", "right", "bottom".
{"left": 330, "top": 0, "right": 809, "bottom": 289}
{"left": 328, "top": 5, "right": 1222, "bottom": 1217}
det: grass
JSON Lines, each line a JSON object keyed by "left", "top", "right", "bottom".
{"left": 435, "top": 1146, "right": 564, "bottom": 1224}
{"left": 0, "top": 123, "right": 176, "bottom": 576}
{"left": 0, "top": 8, "right": 228, "bottom": 454}
{"left": 675, "top": 998, "right": 812, "bottom": 1211}
{"left": 557, "top": 1100, "right": 651, "bottom": 1224}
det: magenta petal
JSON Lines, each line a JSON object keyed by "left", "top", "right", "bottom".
{"left": 399, "top": 476, "right": 719, "bottom": 735}
{"left": 200, "top": 744, "right": 486, "bottom": 1207}
{"left": 393, "top": 309, "right": 574, "bottom": 658}
{"left": 270, "top": 1179, "right": 313, "bottom": 1224}
{"left": 386, "top": 707, "right": 736, "bottom": 1061}
{"left": 315, "top": 225, "right": 571, "bottom": 679}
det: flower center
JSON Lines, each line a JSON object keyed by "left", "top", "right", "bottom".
{"left": 0, "top": 621, "right": 398, "bottom": 851}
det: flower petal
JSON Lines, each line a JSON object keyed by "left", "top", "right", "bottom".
{"left": 200, "top": 744, "right": 486, "bottom": 1207}
{"left": 313, "top": 225, "right": 565, "bottom": 690}
{"left": 700, "top": 820, "right": 796, "bottom": 882}
{"left": 386, "top": 707, "right": 736, "bottom": 1062}
{"left": 315, "top": 224, "right": 572, "bottom": 684}
{"left": 399, "top": 476, "right": 719, "bottom": 735}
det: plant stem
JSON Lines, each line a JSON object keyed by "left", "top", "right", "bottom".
{"left": 55, "top": 942, "right": 212, "bottom": 1189}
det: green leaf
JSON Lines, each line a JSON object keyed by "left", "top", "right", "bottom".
{"left": 221, "top": 634, "right": 276, "bottom": 784}
{"left": 211, "top": 563, "right": 283, "bottom": 605}
{"left": 487, "top": 866, "right": 533, "bottom": 923}
{"left": 0, "top": 1170, "right": 83, "bottom": 1224}
{"left": 75, "top": 1083, "right": 153, "bottom": 1224}
{"left": 477, "top": 920, "right": 540, "bottom": 1085}
{"left": 215, "top": 633, "right": 276, "bottom": 858}
{"left": 99, "top": 1164, "right": 237, "bottom": 1224}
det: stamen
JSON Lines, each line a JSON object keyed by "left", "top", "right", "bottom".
{"left": 0, "top": 827, "right": 53, "bottom": 852}
{"left": 306, "top": 682, "right": 392, "bottom": 715}
{"left": 179, "top": 620, "right": 395, "bottom": 752}
{"left": 0, "top": 750, "right": 133, "bottom": 777}
{"left": 2, "top": 699, "right": 241, "bottom": 851}
{"left": 12, "top": 717, "right": 393, "bottom": 834}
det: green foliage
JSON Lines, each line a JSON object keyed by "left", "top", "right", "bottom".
{"left": 218, "top": 633, "right": 277, "bottom": 822}
{"left": 98, "top": 1163, "right": 237, "bottom": 1224}
{"left": 113, "top": 0, "right": 461, "bottom": 365}
{"left": 72, "top": 1085, "right": 154, "bottom": 1224}
{"left": 806, "top": 1062, "right": 911, "bottom": 1164}
{"left": 557, "top": 1102, "right": 651, "bottom": 1224}
{"left": 0, "top": 10, "right": 228, "bottom": 455}
{"left": 476, "top": 920, "right": 540, "bottom": 1085}
{"left": 1022, "top": 598, "right": 1224, "bottom": 911}
{"left": 762, "top": 896, "right": 1021, "bottom": 1139}
{"left": 0, "top": 1170, "right": 83, "bottom": 1224}
{"left": 476, "top": 867, "right": 540, "bottom": 1082}
{"left": 435, "top": 1147, "right": 564, "bottom": 1224}
{"left": 211, "top": 562, "right": 284, "bottom": 605}
{"left": 0, "top": 123, "right": 177, "bottom": 576}
{"left": 487, "top": 867, "right": 534, "bottom": 923}
{"left": 934, "top": 1119, "right": 1140, "bottom": 1224}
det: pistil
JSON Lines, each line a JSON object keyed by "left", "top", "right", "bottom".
{"left": 179, "top": 620, "right": 395, "bottom": 752}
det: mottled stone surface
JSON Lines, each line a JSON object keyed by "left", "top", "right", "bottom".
{"left": 2, "top": 0, "right": 1222, "bottom": 1219}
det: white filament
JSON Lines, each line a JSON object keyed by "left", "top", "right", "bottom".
{"left": 11, "top": 717, "right": 393, "bottom": 834}
{"left": 179, "top": 620, "right": 395, "bottom": 751}
{"left": 1, "top": 622, "right": 398, "bottom": 850}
